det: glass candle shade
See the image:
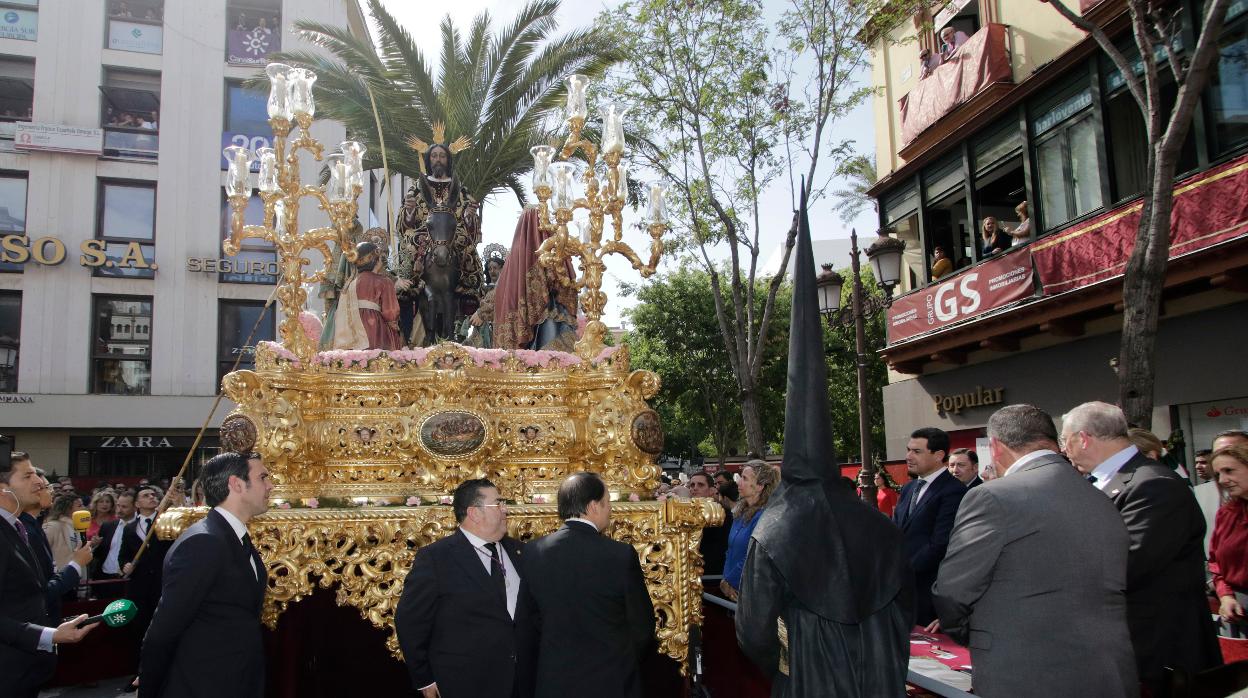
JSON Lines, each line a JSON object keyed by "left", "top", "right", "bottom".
{"left": 648, "top": 182, "right": 668, "bottom": 225}
{"left": 288, "top": 68, "right": 317, "bottom": 120}
{"left": 601, "top": 103, "right": 627, "bottom": 154}
{"left": 265, "top": 63, "right": 292, "bottom": 121}
{"left": 565, "top": 74, "right": 589, "bottom": 121}
{"left": 223, "top": 145, "right": 254, "bottom": 198}
{"left": 531, "top": 145, "right": 555, "bottom": 190}
{"left": 256, "top": 147, "right": 279, "bottom": 195}
{"left": 551, "top": 162, "right": 577, "bottom": 211}
{"left": 339, "top": 141, "right": 366, "bottom": 190}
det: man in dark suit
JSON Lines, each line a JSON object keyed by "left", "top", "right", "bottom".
{"left": 21, "top": 468, "right": 94, "bottom": 622}
{"left": 91, "top": 490, "right": 136, "bottom": 601}
{"left": 523, "top": 472, "right": 654, "bottom": 698}
{"left": 893, "top": 427, "right": 967, "bottom": 626}
{"left": 120, "top": 485, "right": 171, "bottom": 692}
{"left": 934, "top": 405, "right": 1137, "bottom": 697}
{"left": 1061, "top": 401, "right": 1222, "bottom": 693}
{"left": 138, "top": 452, "right": 271, "bottom": 698}
{"left": 948, "top": 448, "right": 982, "bottom": 488}
{"left": 0, "top": 452, "right": 97, "bottom": 698}
{"left": 395, "top": 478, "right": 537, "bottom": 698}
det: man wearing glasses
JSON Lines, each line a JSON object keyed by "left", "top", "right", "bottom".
{"left": 396, "top": 479, "right": 537, "bottom": 698}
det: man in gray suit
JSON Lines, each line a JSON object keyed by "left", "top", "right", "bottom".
{"left": 1061, "top": 402, "right": 1222, "bottom": 693}
{"left": 933, "top": 404, "right": 1137, "bottom": 698}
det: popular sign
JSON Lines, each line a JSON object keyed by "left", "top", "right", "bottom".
{"left": 886, "top": 248, "right": 1036, "bottom": 344}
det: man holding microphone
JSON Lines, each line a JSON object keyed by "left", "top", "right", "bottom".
{"left": 1, "top": 451, "right": 99, "bottom": 698}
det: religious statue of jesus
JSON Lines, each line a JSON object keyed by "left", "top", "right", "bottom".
{"left": 394, "top": 123, "right": 484, "bottom": 346}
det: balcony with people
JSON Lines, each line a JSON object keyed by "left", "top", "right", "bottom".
{"left": 898, "top": 22, "right": 1013, "bottom": 158}
{"left": 100, "top": 73, "right": 160, "bottom": 160}
{"left": 226, "top": 0, "right": 282, "bottom": 66}
{"left": 869, "top": 0, "right": 1248, "bottom": 371}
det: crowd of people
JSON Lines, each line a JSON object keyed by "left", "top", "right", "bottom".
{"left": 697, "top": 403, "right": 1245, "bottom": 697}
{"left": 0, "top": 460, "right": 207, "bottom": 696}
{"left": 105, "top": 111, "right": 158, "bottom": 131}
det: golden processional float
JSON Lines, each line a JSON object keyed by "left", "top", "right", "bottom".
{"left": 155, "top": 64, "right": 721, "bottom": 670}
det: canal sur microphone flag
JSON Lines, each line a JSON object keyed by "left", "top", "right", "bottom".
{"left": 72, "top": 510, "right": 92, "bottom": 533}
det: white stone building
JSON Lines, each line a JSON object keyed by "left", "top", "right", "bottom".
{"left": 0, "top": 0, "right": 372, "bottom": 483}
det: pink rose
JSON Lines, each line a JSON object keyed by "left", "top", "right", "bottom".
{"left": 405, "top": 496, "right": 420, "bottom": 507}
{"left": 628, "top": 493, "right": 640, "bottom": 502}
{"left": 306, "top": 498, "right": 319, "bottom": 509}
{"left": 278, "top": 501, "right": 291, "bottom": 510}
{"left": 439, "top": 495, "right": 452, "bottom": 505}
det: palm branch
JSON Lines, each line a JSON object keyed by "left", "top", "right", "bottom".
{"left": 263, "top": 0, "right": 619, "bottom": 206}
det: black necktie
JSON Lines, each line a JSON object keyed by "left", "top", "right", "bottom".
{"left": 484, "top": 542, "right": 507, "bottom": 607}
{"left": 241, "top": 533, "right": 260, "bottom": 581}
{"left": 10, "top": 519, "right": 38, "bottom": 570}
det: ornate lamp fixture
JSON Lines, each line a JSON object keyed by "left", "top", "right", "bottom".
{"left": 223, "top": 63, "right": 363, "bottom": 363}
{"left": 532, "top": 74, "right": 668, "bottom": 358}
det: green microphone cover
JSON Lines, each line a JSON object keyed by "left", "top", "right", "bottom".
{"left": 101, "top": 598, "right": 137, "bottom": 627}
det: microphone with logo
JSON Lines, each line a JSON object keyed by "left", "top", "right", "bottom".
{"left": 75, "top": 598, "right": 138, "bottom": 629}
{"left": 72, "top": 510, "right": 92, "bottom": 536}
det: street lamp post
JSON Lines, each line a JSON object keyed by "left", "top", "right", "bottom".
{"left": 816, "top": 228, "right": 905, "bottom": 508}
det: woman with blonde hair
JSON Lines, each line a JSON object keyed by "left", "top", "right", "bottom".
{"left": 86, "top": 490, "right": 117, "bottom": 539}
{"left": 720, "top": 460, "right": 779, "bottom": 601}
{"left": 43, "top": 494, "right": 83, "bottom": 568}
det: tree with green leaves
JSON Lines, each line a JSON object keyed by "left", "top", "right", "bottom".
{"left": 269, "top": 0, "right": 618, "bottom": 204}
{"left": 605, "top": 0, "right": 876, "bottom": 457}
{"left": 623, "top": 267, "right": 789, "bottom": 463}
{"left": 1042, "top": 0, "right": 1231, "bottom": 427}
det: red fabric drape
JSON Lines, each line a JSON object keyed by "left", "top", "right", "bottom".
{"left": 1031, "top": 155, "right": 1248, "bottom": 295}
{"left": 492, "top": 208, "right": 577, "bottom": 350}
{"left": 899, "top": 23, "right": 1011, "bottom": 146}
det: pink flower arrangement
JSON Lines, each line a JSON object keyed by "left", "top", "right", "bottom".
{"left": 316, "top": 349, "right": 384, "bottom": 368}
{"left": 469, "top": 348, "right": 510, "bottom": 367}
{"left": 278, "top": 501, "right": 291, "bottom": 510}
{"left": 628, "top": 493, "right": 640, "bottom": 502}
{"left": 513, "top": 350, "right": 582, "bottom": 369}
{"left": 405, "top": 496, "right": 420, "bottom": 507}
{"left": 298, "top": 312, "right": 323, "bottom": 345}
{"left": 388, "top": 347, "right": 432, "bottom": 364}
{"left": 306, "top": 498, "right": 319, "bottom": 509}
{"left": 532, "top": 495, "right": 548, "bottom": 504}
{"left": 438, "top": 495, "right": 452, "bottom": 505}
{"left": 261, "top": 341, "right": 611, "bottom": 372}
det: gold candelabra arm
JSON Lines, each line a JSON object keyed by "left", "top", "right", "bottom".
{"left": 560, "top": 116, "right": 598, "bottom": 169}
{"left": 288, "top": 115, "right": 324, "bottom": 163}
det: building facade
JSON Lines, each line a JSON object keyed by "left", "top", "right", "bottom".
{"left": 0, "top": 0, "right": 371, "bottom": 482}
{"left": 866, "top": 0, "right": 1248, "bottom": 465}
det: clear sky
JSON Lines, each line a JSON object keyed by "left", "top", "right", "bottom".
{"left": 374, "top": 0, "right": 878, "bottom": 326}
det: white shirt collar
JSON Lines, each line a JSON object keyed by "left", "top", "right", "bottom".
{"left": 1003, "top": 449, "right": 1059, "bottom": 478}
{"left": 918, "top": 468, "right": 945, "bottom": 485}
{"left": 566, "top": 517, "right": 599, "bottom": 532}
{"left": 213, "top": 506, "right": 249, "bottom": 543}
{"left": 1089, "top": 445, "right": 1138, "bottom": 490}
{"left": 0, "top": 506, "right": 17, "bottom": 527}
{"left": 459, "top": 526, "right": 501, "bottom": 549}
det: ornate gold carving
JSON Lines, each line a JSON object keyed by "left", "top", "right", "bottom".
{"left": 158, "top": 499, "right": 722, "bottom": 672}
{"left": 631, "top": 409, "right": 664, "bottom": 455}
{"left": 225, "top": 343, "right": 661, "bottom": 502}
{"left": 219, "top": 413, "right": 258, "bottom": 454}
